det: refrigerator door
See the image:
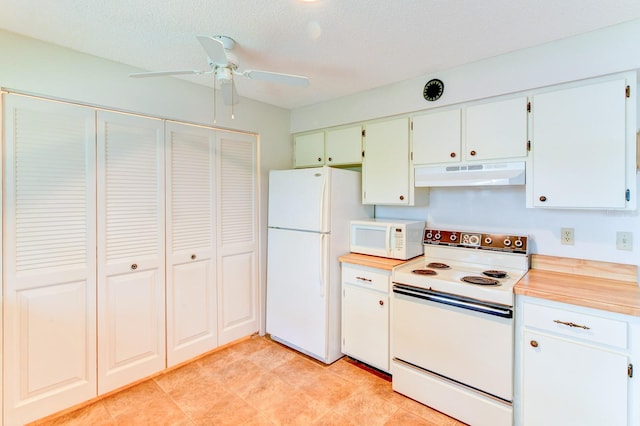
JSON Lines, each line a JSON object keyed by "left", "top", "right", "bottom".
{"left": 268, "top": 167, "right": 329, "bottom": 233}
{"left": 266, "top": 228, "right": 329, "bottom": 361}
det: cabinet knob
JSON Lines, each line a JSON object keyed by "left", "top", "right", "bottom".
{"left": 130, "top": 263, "right": 138, "bottom": 271}
{"left": 450, "top": 152, "right": 456, "bottom": 158}
{"left": 399, "top": 195, "right": 405, "bottom": 201}
{"left": 470, "top": 150, "right": 476, "bottom": 156}
{"left": 379, "top": 300, "right": 384, "bottom": 306}
{"left": 328, "top": 157, "right": 332, "bottom": 162}
{"left": 191, "top": 254, "right": 196, "bottom": 260}
{"left": 539, "top": 195, "right": 547, "bottom": 202}
{"left": 530, "top": 340, "right": 539, "bottom": 348}
{"left": 317, "top": 157, "right": 322, "bottom": 162}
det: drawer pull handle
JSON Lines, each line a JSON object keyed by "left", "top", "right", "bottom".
{"left": 553, "top": 319, "right": 590, "bottom": 330}
{"left": 191, "top": 254, "right": 197, "bottom": 260}
{"left": 130, "top": 263, "right": 138, "bottom": 270}
{"left": 356, "top": 276, "right": 372, "bottom": 282}
{"left": 530, "top": 340, "right": 539, "bottom": 348}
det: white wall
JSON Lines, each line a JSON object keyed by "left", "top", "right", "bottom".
{"left": 291, "top": 20, "right": 640, "bottom": 276}
{"left": 0, "top": 29, "right": 293, "bottom": 331}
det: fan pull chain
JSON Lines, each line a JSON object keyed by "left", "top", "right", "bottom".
{"left": 212, "top": 74, "right": 217, "bottom": 124}
{"left": 231, "top": 73, "right": 235, "bottom": 120}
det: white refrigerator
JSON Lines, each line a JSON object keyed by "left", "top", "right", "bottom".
{"left": 266, "top": 166, "right": 373, "bottom": 363}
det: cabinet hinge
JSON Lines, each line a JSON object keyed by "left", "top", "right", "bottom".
{"left": 626, "top": 85, "right": 631, "bottom": 98}
{"left": 362, "top": 129, "right": 366, "bottom": 137}
{"left": 362, "top": 150, "right": 365, "bottom": 158}
{"left": 629, "top": 363, "right": 633, "bottom": 378}
{"left": 527, "top": 140, "right": 531, "bottom": 152}
{"left": 527, "top": 101, "right": 531, "bottom": 113}
{"left": 626, "top": 189, "right": 631, "bottom": 202}
{"left": 410, "top": 121, "right": 413, "bottom": 131}
{"left": 411, "top": 152, "right": 413, "bottom": 161}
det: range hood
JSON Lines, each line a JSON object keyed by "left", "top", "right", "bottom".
{"left": 415, "top": 161, "right": 525, "bottom": 187}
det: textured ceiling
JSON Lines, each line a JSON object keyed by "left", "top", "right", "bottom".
{"left": 1, "top": 0, "right": 640, "bottom": 109}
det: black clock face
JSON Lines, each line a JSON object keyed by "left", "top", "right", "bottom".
{"left": 423, "top": 79, "right": 444, "bottom": 101}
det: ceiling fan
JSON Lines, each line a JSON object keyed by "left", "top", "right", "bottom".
{"left": 129, "top": 35, "right": 310, "bottom": 120}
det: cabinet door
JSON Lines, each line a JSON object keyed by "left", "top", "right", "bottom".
{"left": 325, "top": 126, "right": 362, "bottom": 166}
{"left": 165, "top": 122, "right": 217, "bottom": 367}
{"left": 294, "top": 132, "right": 324, "bottom": 168}
{"left": 3, "top": 95, "right": 97, "bottom": 425}
{"left": 412, "top": 109, "right": 461, "bottom": 165}
{"left": 531, "top": 79, "right": 627, "bottom": 208}
{"left": 363, "top": 118, "right": 411, "bottom": 205}
{"left": 522, "top": 330, "right": 628, "bottom": 426}
{"left": 342, "top": 285, "right": 389, "bottom": 372}
{"left": 465, "top": 96, "right": 528, "bottom": 161}
{"left": 97, "top": 111, "right": 166, "bottom": 394}
{"left": 216, "top": 131, "right": 259, "bottom": 345}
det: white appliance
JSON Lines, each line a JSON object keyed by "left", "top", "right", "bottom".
{"left": 391, "top": 228, "right": 529, "bottom": 426}
{"left": 266, "top": 166, "right": 373, "bottom": 364}
{"left": 350, "top": 218, "right": 424, "bottom": 260}
{"left": 414, "top": 161, "right": 525, "bottom": 187}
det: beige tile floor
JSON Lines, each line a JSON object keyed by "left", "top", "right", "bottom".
{"left": 32, "top": 335, "right": 467, "bottom": 426}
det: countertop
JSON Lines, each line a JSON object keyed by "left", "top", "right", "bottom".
{"left": 515, "top": 254, "right": 640, "bottom": 317}
{"left": 338, "top": 253, "right": 410, "bottom": 271}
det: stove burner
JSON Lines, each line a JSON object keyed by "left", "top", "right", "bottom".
{"left": 483, "top": 270, "right": 508, "bottom": 279}
{"left": 427, "top": 262, "right": 450, "bottom": 269}
{"left": 461, "top": 276, "right": 500, "bottom": 286}
{"left": 412, "top": 269, "right": 437, "bottom": 276}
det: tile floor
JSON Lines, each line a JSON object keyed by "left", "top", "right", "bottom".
{"left": 32, "top": 335, "right": 466, "bottom": 426}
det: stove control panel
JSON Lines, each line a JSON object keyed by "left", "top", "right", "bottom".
{"left": 424, "top": 228, "right": 528, "bottom": 253}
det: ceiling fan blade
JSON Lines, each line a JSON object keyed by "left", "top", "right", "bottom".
{"left": 220, "top": 79, "right": 239, "bottom": 105}
{"left": 129, "top": 69, "right": 205, "bottom": 78}
{"left": 197, "top": 36, "right": 229, "bottom": 66}
{"left": 242, "top": 70, "right": 310, "bottom": 87}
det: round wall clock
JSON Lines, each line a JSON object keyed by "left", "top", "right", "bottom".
{"left": 423, "top": 79, "right": 444, "bottom": 101}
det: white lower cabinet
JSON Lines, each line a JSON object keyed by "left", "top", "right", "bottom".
{"left": 341, "top": 264, "right": 390, "bottom": 372}
{"left": 517, "top": 296, "right": 639, "bottom": 426}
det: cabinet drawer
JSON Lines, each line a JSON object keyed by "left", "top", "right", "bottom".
{"left": 523, "top": 302, "right": 627, "bottom": 348}
{"left": 342, "top": 264, "right": 390, "bottom": 293}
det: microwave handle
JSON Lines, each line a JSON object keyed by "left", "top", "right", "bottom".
{"left": 386, "top": 224, "right": 392, "bottom": 256}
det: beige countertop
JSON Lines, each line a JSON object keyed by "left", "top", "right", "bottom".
{"left": 515, "top": 254, "right": 640, "bottom": 317}
{"left": 338, "top": 253, "right": 410, "bottom": 271}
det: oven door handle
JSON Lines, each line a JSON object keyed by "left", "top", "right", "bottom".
{"left": 393, "top": 285, "right": 513, "bottom": 319}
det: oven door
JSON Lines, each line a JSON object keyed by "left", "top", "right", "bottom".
{"left": 392, "top": 284, "right": 514, "bottom": 401}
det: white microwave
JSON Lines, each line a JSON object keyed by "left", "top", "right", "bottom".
{"left": 350, "top": 219, "right": 425, "bottom": 260}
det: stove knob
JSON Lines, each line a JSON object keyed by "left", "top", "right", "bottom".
{"left": 484, "top": 237, "right": 493, "bottom": 245}
{"left": 426, "top": 231, "right": 433, "bottom": 239}
{"left": 503, "top": 238, "right": 512, "bottom": 247}
{"left": 515, "top": 239, "right": 524, "bottom": 248}
{"left": 468, "top": 235, "right": 480, "bottom": 245}
{"left": 434, "top": 233, "right": 441, "bottom": 240}
{"left": 450, "top": 234, "right": 457, "bottom": 242}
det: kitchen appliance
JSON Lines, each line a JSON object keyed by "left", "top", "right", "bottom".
{"left": 266, "top": 166, "right": 372, "bottom": 364}
{"left": 350, "top": 218, "right": 424, "bottom": 260}
{"left": 414, "top": 161, "right": 525, "bottom": 187}
{"left": 391, "top": 228, "right": 529, "bottom": 426}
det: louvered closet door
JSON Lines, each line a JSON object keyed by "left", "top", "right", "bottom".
{"left": 165, "top": 122, "right": 217, "bottom": 367}
{"left": 96, "top": 111, "right": 165, "bottom": 394}
{"left": 216, "top": 131, "right": 259, "bottom": 344}
{"left": 3, "top": 94, "right": 97, "bottom": 426}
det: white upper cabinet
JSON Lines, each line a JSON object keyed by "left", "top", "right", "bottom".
{"left": 362, "top": 118, "right": 412, "bottom": 205}
{"left": 3, "top": 94, "right": 97, "bottom": 426}
{"left": 465, "top": 96, "right": 528, "bottom": 161}
{"left": 412, "top": 109, "right": 461, "bottom": 165}
{"left": 165, "top": 122, "right": 218, "bottom": 367}
{"left": 294, "top": 125, "right": 362, "bottom": 168}
{"left": 529, "top": 76, "right": 635, "bottom": 209}
{"left": 96, "top": 111, "right": 166, "bottom": 394}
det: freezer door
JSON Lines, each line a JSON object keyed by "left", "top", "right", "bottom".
{"left": 268, "top": 167, "right": 329, "bottom": 232}
{"left": 266, "top": 228, "right": 328, "bottom": 360}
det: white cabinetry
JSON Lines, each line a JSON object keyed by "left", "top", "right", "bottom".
{"left": 294, "top": 126, "right": 362, "bottom": 168}
{"left": 3, "top": 94, "right": 97, "bottom": 425}
{"left": 96, "top": 111, "right": 166, "bottom": 394}
{"left": 363, "top": 118, "right": 421, "bottom": 205}
{"left": 165, "top": 122, "right": 218, "bottom": 367}
{"left": 216, "top": 131, "right": 259, "bottom": 345}
{"left": 529, "top": 76, "right": 635, "bottom": 209}
{"left": 412, "top": 97, "right": 527, "bottom": 166}
{"left": 517, "top": 296, "right": 638, "bottom": 426}
{"left": 341, "top": 264, "right": 390, "bottom": 372}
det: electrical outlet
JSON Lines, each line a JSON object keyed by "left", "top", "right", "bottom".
{"left": 616, "top": 232, "right": 633, "bottom": 251}
{"left": 561, "top": 228, "right": 574, "bottom": 245}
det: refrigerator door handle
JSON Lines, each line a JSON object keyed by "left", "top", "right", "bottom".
{"left": 320, "top": 233, "right": 327, "bottom": 297}
{"left": 319, "top": 169, "right": 327, "bottom": 232}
